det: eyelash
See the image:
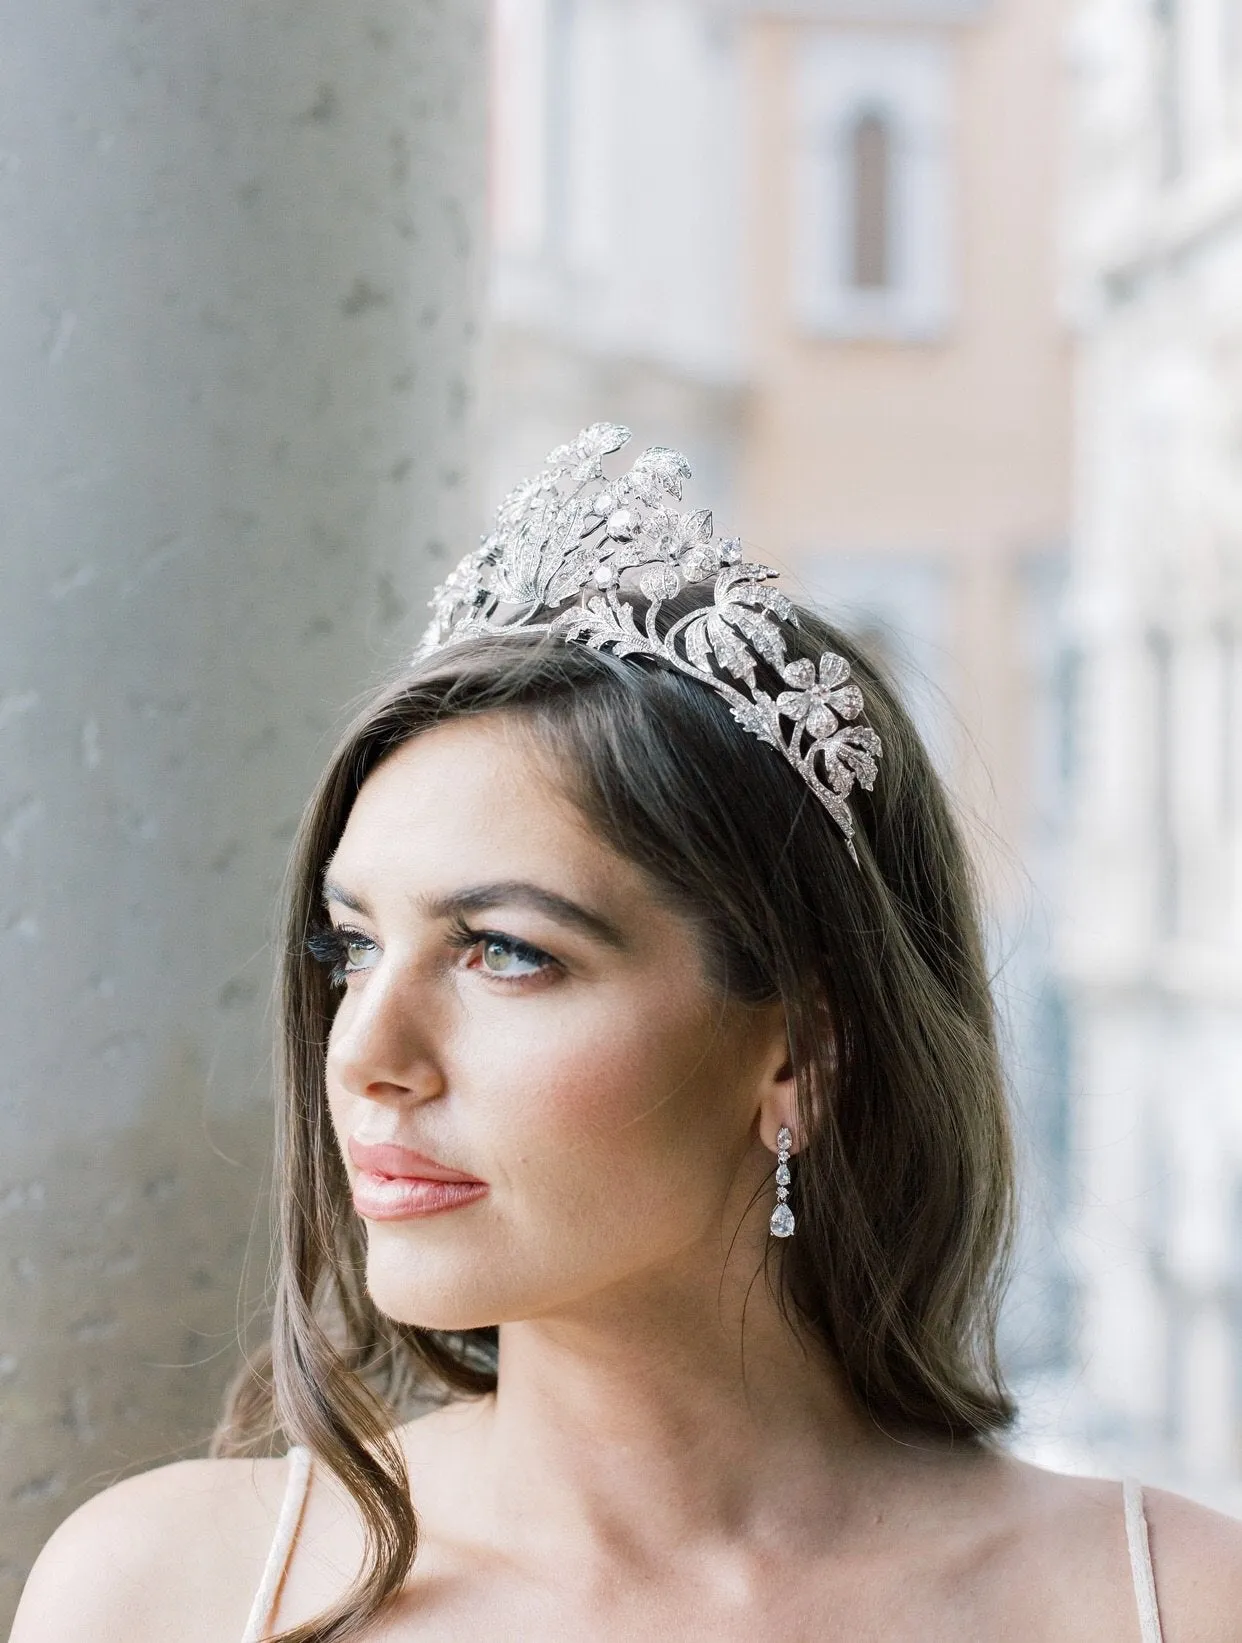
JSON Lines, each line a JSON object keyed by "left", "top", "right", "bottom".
{"left": 304, "top": 919, "right": 558, "bottom": 989}
{"left": 304, "top": 924, "right": 371, "bottom": 989}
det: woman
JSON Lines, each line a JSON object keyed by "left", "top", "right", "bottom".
{"left": 13, "top": 425, "right": 1242, "bottom": 1642}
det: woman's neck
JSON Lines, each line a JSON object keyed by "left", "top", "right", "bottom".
{"left": 464, "top": 1261, "right": 906, "bottom": 1567}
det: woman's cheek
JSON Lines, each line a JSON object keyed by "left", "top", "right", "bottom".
{"left": 486, "top": 1028, "right": 712, "bottom": 1214}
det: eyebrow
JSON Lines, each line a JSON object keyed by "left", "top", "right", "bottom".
{"left": 321, "top": 877, "right": 627, "bottom": 951}
{"left": 321, "top": 879, "right": 372, "bottom": 917}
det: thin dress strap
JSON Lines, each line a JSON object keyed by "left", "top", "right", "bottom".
{"left": 240, "top": 1446, "right": 314, "bottom": 1643}
{"left": 1123, "top": 1478, "right": 1164, "bottom": 1643}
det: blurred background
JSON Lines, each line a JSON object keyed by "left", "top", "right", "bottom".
{"left": 2, "top": 0, "right": 1241, "bottom": 1624}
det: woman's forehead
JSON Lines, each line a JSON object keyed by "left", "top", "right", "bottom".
{"left": 328, "top": 717, "right": 656, "bottom": 917}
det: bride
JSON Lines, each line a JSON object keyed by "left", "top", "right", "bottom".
{"left": 13, "top": 426, "right": 1242, "bottom": 1641}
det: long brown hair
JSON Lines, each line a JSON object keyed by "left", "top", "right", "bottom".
{"left": 215, "top": 594, "right": 1016, "bottom": 1642}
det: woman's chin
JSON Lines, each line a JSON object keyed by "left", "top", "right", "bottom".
{"left": 363, "top": 1252, "right": 506, "bottom": 1333}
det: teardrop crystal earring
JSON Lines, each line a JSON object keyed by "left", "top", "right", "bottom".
{"left": 769, "top": 1125, "right": 795, "bottom": 1238}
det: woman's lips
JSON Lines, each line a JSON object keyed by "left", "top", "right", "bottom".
{"left": 347, "top": 1136, "right": 488, "bottom": 1222}
{"left": 351, "top": 1173, "right": 488, "bottom": 1220}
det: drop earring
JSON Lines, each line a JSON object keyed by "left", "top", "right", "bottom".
{"left": 769, "top": 1125, "right": 795, "bottom": 1238}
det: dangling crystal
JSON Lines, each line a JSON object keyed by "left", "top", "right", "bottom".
{"left": 770, "top": 1125, "right": 795, "bottom": 1239}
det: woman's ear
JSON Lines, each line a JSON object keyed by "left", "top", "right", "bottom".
{"left": 755, "top": 1010, "right": 837, "bottom": 1154}
{"left": 756, "top": 1013, "right": 801, "bottom": 1154}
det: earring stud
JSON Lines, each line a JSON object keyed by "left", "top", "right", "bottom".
{"left": 769, "top": 1125, "right": 795, "bottom": 1238}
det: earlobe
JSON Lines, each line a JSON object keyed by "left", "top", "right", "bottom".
{"left": 758, "top": 1036, "right": 800, "bottom": 1155}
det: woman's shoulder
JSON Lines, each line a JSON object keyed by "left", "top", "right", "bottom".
{"left": 10, "top": 1453, "right": 298, "bottom": 1643}
{"left": 1138, "top": 1481, "right": 1242, "bottom": 1639}
{"left": 1004, "top": 1461, "right": 1242, "bottom": 1641}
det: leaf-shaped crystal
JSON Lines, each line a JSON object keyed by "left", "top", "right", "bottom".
{"left": 729, "top": 699, "right": 781, "bottom": 748}
{"left": 724, "top": 579, "right": 795, "bottom": 623}
{"left": 546, "top": 537, "right": 645, "bottom": 607}
{"left": 676, "top": 509, "right": 713, "bottom": 550}
{"left": 683, "top": 613, "right": 714, "bottom": 675}
{"left": 706, "top": 613, "right": 756, "bottom": 685}
{"left": 545, "top": 423, "right": 630, "bottom": 479}
{"left": 629, "top": 445, "right": 692, "bottom": 502}
{"left": 554, "top": 593, "right": 647, "bottom": 652}
{"left": 720, "top": 604, "right": 787, "bottom": 673}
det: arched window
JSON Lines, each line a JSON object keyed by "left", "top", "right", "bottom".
{"left": 793, "top": 34, "right": 951, "bottom": 339}
{"left": 849, "top": 108, "right": 892, "bottom": 289}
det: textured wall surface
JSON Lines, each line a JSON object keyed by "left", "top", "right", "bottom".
{"left": 0, "top": 0, "right": 487, "bottom": 1621}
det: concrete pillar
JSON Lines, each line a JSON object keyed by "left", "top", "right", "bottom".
{"left": 0, "top": 1, "right": 486, "bottom": 1619}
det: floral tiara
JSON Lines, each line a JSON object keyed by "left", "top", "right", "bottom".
{"left": 415, "top": 423, "right": 881, "bottom": 861}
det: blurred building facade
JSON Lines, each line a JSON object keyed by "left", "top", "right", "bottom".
{"left": 1063, "top": 0, "right": 1242, "bottom": 1501}
{"left": 483, "top": 0, "right": 1075, "bottom": 1393}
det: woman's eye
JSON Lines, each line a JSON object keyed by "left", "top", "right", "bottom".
{"left": 342, "top": 936, "right": 378, "bottom": 971}
{"left": 474, "top": 934, "right": 550, "bottom": 978}
{"left": 306, "top": 925, "right": 379, "bottom": 987}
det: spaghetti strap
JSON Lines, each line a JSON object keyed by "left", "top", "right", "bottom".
{"left": 1123, "top": 1478, "right": 1164, "bottom": 1643}
{"left": 240, "top": 1446, "right": 313, "bottom": 1643}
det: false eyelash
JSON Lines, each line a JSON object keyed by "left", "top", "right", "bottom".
{"left": 304, "top": 923, "right": 363, "bottom": 988}
{"left": 442, "top": 915, "right": 553, "bottom": 971}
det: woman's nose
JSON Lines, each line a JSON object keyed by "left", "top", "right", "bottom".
{"left": 326, "top": 967, "right": 446, "bottom": 1105}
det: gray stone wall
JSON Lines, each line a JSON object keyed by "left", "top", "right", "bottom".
{"left": 0, "top": 1, "right": 487, "bottom": 1621}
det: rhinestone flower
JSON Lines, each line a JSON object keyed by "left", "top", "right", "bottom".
{"left": 775, "top": 655, "right": 866, "bottom": 740}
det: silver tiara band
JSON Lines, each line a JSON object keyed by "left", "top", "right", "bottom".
{"left": 415, "top": 423, "right": 881, "bottom": 861}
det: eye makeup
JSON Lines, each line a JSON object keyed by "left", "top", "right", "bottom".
{"left": 304, "top": 917, "right": 559, "bottom": 989}
{"left": 444, "top": 915, "right": 557, "bottom": 979}
{"left": 305, "top": 925, "right": 378, "bottom": 989}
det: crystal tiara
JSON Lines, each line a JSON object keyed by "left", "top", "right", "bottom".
{"left": 415, "top": 423, "right": 881, "bottom": 861}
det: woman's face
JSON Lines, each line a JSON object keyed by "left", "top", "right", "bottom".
{"left": 319, "top": 713, "right": 789, "bottom": 1330}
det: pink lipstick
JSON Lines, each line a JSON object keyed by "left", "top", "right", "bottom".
{"left": 347, "top": 1138, "right": 488, "bottom": 1222}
